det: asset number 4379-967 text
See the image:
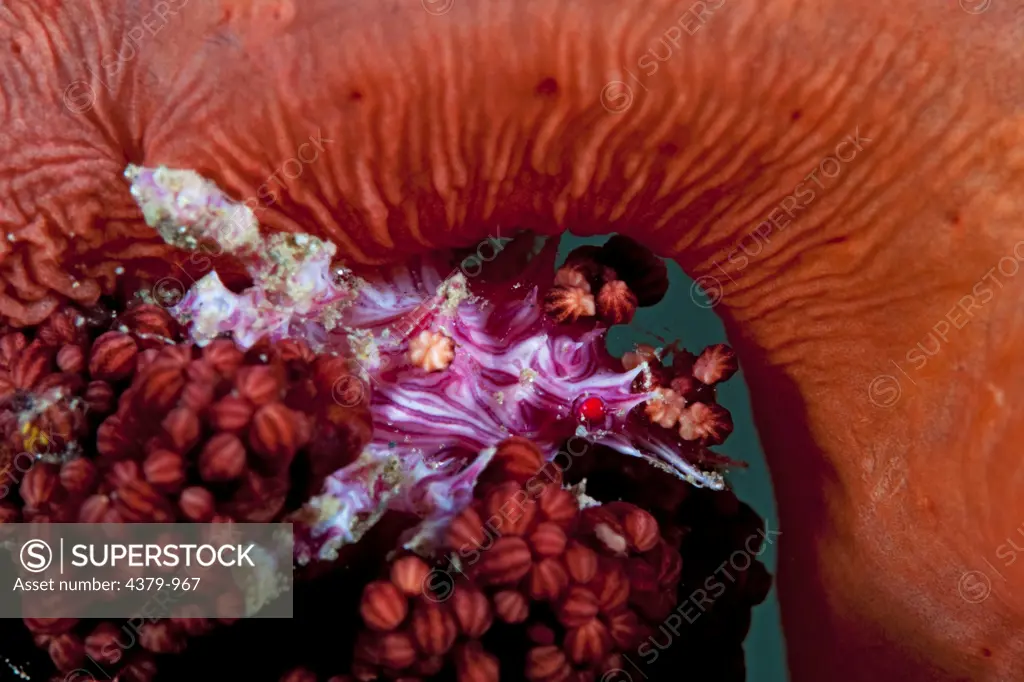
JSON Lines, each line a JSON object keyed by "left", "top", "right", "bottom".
{"left": 126, "top": 577, "right": 200, "bottom": 591}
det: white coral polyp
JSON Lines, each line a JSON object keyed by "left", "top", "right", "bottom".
{"left": 408, "top": 330, "right": 455, "bottom": 372}
{"left": 645, "top": 388, "right": 685, "bottom": 429}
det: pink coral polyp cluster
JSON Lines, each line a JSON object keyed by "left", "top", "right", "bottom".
{"left": 125, "top": 165, "right": 737, "bottom": 566}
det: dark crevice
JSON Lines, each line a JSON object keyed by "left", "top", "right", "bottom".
{"left": 535, "top": 77, "right": 558, "bottom": 96}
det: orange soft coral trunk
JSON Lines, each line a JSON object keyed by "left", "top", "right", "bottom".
{"left": 3, "top": 0, "right": 1024, "bottom": 680}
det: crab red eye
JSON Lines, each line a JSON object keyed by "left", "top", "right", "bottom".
{"left": 576, "top": 395, "right": 606, "bottom": 422}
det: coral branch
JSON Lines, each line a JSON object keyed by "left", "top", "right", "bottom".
{"left": 125, "top": 164, "right": 261, "bottom": 257}
{"left": 125, "top": 165, "right": 358, "bottom": 347}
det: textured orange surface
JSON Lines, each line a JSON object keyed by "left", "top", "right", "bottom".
{"left": 2, "top": 0, "right": 1024, "bottom": 679}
